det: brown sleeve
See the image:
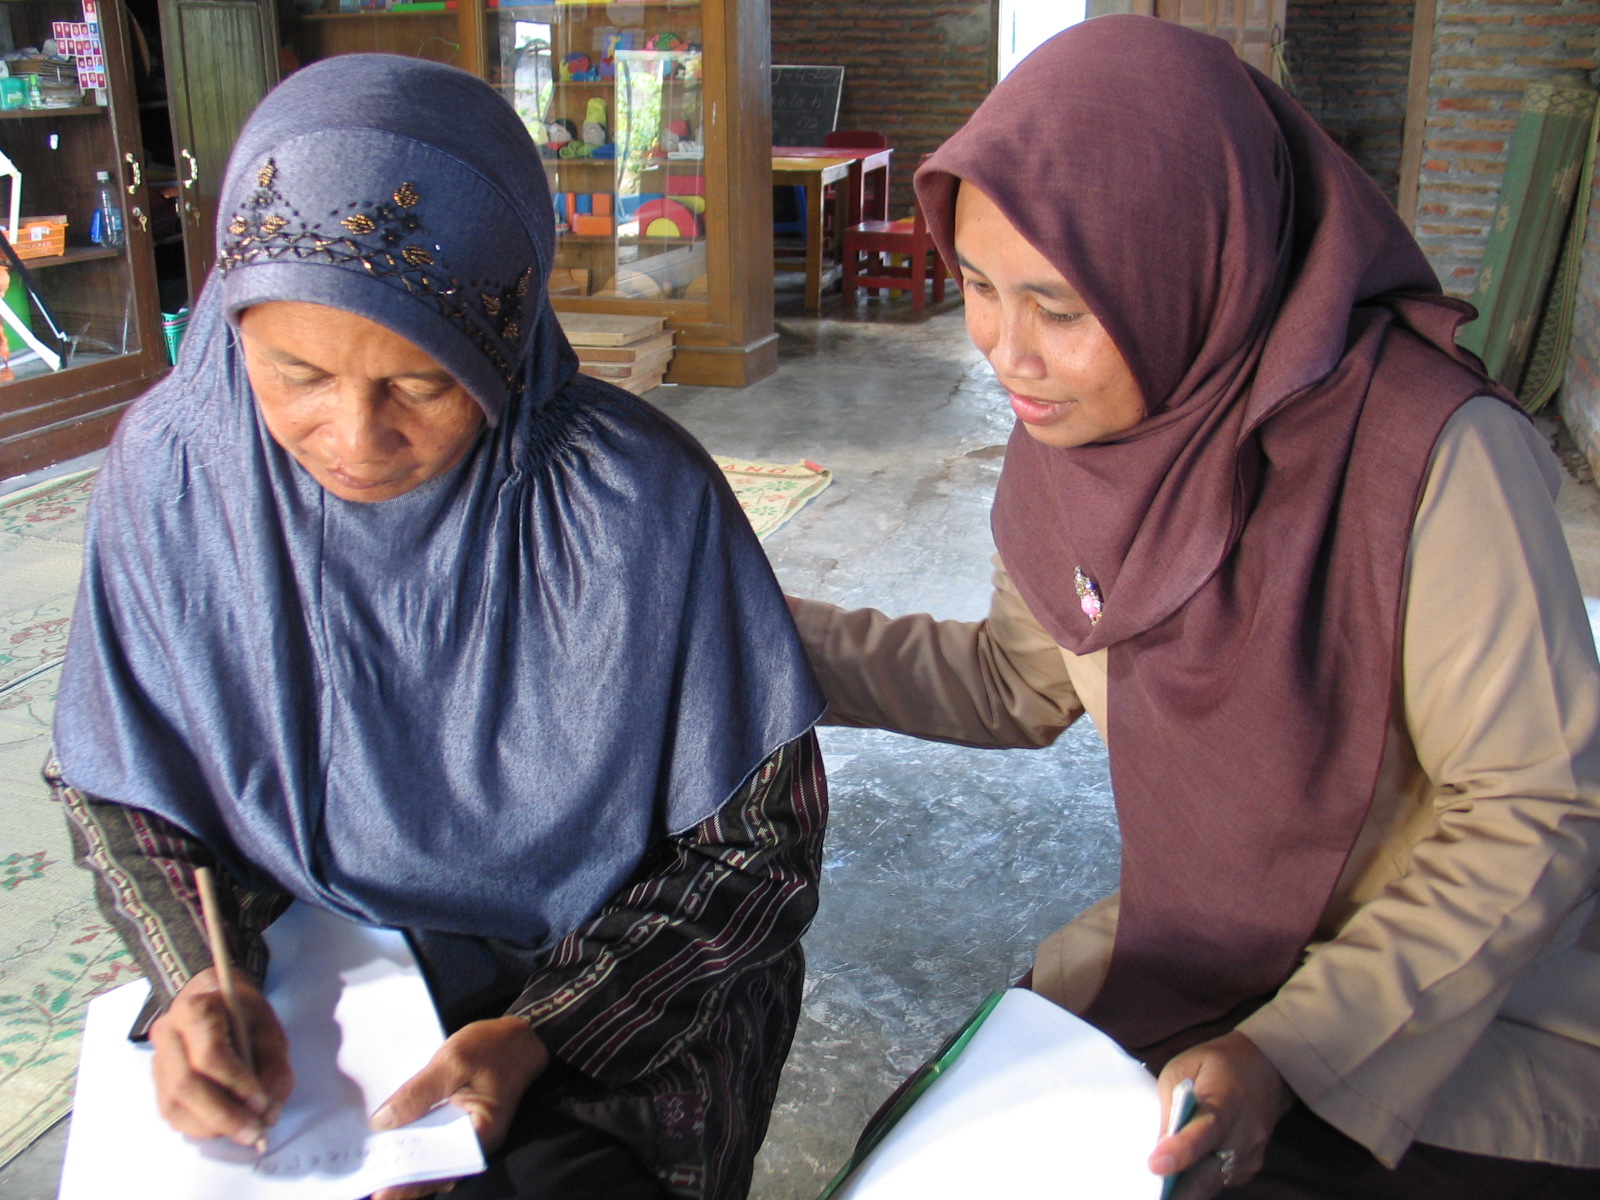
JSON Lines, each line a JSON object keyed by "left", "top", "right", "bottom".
{"left": 49, "top": 753, "right": 290, "bottom": 1039}
{"left": 789, "top": 555, "right": 1084, "bottom": 747}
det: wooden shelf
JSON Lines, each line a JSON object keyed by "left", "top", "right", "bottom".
{"left": 14, "top": 244, "right": 121, "bottom": 269}
{"left": 5, "top": 347, "right": 121, "bottom": 386}
{"left": 499, "top": 1, "right": 693, "bottom": 11}
{"left": 296, "top": 8, "right": 453, "bottom": 17}
{"left": 0, "top": 104, "right": 105, "bottom": 120}
{"left": 557, "top": 233, "right": 703, "bottom": 246}
{"left": 547, "top": 160, "right": 703, "bottom": 173}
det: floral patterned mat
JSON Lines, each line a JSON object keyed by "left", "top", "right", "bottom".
{"left": 714, "top": 456, "right": 833, "bottom": 541}
{"left": 0, "top": 469, "right": 139, "bottom": 1169}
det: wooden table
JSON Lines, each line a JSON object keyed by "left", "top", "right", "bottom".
{"left": 774, "top": 145, "right": 893, "bottom": 222}
{"left": 772, "top": 154, "right": 854, "bottom": 311}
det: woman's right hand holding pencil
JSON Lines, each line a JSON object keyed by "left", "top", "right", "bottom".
{"left": 149, "top": 967, "right": 294, "bottom": 1149}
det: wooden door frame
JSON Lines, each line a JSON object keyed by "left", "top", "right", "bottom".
{"left": 160, "top": 0, "right": 280, "bottom": 299}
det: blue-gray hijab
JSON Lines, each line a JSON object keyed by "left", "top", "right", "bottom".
{"left": 52, "top": 55, "right": 824, "bottom": 951}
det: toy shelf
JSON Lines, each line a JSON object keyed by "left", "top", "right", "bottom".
{"left": 476, "top": 0, "right": 772, "bottom": 385}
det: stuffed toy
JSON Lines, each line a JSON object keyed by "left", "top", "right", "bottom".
{"left": 582, "top": 97, "right": 609, "bottom": 146}
{"left": 543, "top": 117, "right": 577, "bottom": 157}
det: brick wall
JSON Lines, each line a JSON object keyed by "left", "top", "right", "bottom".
{"left": 1414, "top": 0, "right": 1598, "bottom": 297}
{"left": 1285, "top": 0, "right": 1416, "bottom": 204}
{"left": 770, "top": 1, "right": 994, "bottom": 217}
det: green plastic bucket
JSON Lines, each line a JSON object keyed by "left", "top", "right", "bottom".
{"left": 161, "top": 308, "right": 189, "bottom": 365}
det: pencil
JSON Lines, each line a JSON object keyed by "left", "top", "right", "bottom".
{"left": 194, "top": 865, "right": 267, "bottom": 1154}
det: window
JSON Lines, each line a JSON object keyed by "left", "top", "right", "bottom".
{"left": 997, "top": 0, "right": 1086, "bottom": 81}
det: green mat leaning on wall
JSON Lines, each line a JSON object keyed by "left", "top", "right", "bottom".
{"left": 1458, "top": 78, "right": 1600, "bottom": 413}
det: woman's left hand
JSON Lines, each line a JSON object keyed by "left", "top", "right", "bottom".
{"left": 1147, "top": 1031, "right": 1293, "bottom": 1197}
{"left": 367, "top": 1015, "right": 551, "bottom": 1200}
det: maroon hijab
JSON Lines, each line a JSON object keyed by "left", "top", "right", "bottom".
{"left": 916, "top": 16, "right": 1511, "bottom": 1053}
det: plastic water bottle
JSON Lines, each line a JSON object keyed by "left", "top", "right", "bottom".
{"left": 93, "top": 170, "right": 124, "bottom": 248}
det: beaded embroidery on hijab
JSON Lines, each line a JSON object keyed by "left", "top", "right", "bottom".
{"left": 219, "top": 160, "right": 534, "bottom": 388}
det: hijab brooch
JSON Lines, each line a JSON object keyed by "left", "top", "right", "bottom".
{"left": 1074, "top": 567, "right": 1103, "bottom": 626}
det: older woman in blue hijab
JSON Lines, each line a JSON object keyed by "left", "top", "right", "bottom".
{"left": 48, "top": 55, "right": 826, "bottom": 1200}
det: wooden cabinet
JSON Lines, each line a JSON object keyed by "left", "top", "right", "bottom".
{"left": 283, "top": 0, "right": 777, "bottom": 387}
{"left": 489, "top": 0, "right": 776, "bottom": 386}
{"left": 0, "top": 0, "right": 277, "bottom": 477}
{"left": 0, "top": 0, "right": 169, "bottom": 476}
{"left": 279, "top": 7, "right": 458, "bottom": 71}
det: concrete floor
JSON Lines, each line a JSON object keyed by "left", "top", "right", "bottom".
{"left": 7, "top": 283, "right": 1600, "bottom": 1199}
{"left": 664, "top": 301, "right": 1124, "bottom": 1198}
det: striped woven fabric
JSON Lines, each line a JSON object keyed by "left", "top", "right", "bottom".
{"left": 55, "top": 732, "right": 827, "bottom": 1200}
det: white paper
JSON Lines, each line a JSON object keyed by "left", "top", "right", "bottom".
{"left": 59, "top": 902, "right": 485, "bottom": 1200}
{"left": 832, "top": 988, "right": 1164, "bottom": 1199}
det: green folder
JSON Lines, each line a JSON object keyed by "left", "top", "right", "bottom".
{"left": 814, "top": 988, "right": 1194, "bottom": 1200}
{"left": 815, "top": 990, "right": 1007, "bottom": 1200}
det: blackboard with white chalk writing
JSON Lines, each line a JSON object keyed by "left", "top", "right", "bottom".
{"left": 771, "top": 65, "right": 844, "bottom": 147}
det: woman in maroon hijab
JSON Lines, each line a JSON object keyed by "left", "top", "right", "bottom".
{"left": 791, "top": 15, "right": 1600, "bottom": 1199}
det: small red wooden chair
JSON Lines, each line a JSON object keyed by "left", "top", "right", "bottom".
{"left": 841, "top": 195, "right": 947, "bottom": 313}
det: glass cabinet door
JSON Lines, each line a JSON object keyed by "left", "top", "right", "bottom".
{"left": 472, "top": 0, "right": 775, "bottom": 387}
{"left": 485, "top": 0, "right": 709, "bottom": 305}
{"left": 0, "top": 0, "right": 147, "bottom": 387}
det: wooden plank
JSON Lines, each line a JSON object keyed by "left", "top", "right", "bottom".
{"left": 573, "top": 330, "right": 675, "bottom": 364}
{"left": 718, "top": 0, "right": 779, "bottom": 387}
{"left": 1398, "top": 0, "right": 1437, "bottom": 230}
{"left": 577, "top": 345, "right": 675, "bottom": 379}
{"left": 614, "top": 368, "right": 666, "bottom": 396}
{"left": 556, "top": 311, "right": 666, "bottom": 346}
